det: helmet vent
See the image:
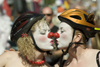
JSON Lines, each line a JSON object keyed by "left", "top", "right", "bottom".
{"left": 87, "top": 13, "right": 95, "bottom": 25}
{"left": 17, "top": 20, "right": 28, "bottom": 31}
{"left": 70, "top": 15, "right": 81, "bottom": 20}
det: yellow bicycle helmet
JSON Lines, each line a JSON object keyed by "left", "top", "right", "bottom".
{"left": 58, "top": 9, "right": 100, "bottom": 38}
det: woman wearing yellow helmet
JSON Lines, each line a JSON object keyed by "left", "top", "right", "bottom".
{"left": 56, "top": 9, "right": 100, "bottom": 67}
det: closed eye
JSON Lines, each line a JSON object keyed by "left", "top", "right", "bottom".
{"left": 40, "top": 32, "right": 45, "bottom": 35}
{"left": 40, "top": 30, "right": 46, "bottom": 35}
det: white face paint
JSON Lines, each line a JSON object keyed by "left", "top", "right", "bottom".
{"left": 33, "top": 21, "right": 53, "bottom": 50}
{"left": 57, "top": 22, "right": 73, "bottom": 49}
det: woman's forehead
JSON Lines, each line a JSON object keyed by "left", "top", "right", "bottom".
{"left": 38, "top": 21, "right": 49, "bottom": 29}
{"left": 59, "top": 22, "right": 71, "bottom": 28}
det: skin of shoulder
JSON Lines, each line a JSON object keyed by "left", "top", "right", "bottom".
{"left": 85, "top": 48, "right": 100, "bottom": 57}
{"left": 0, "top": 51, "right": 19, "bottom": 67}
{"left": 86, "top": 48, "right": 100, "bottom": 65}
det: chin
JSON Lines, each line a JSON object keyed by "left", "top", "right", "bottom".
{"left": 42, "top": 47, "right": 53, "bottom": 50}
{"left": 58, "top": 45, "right": 68, "bottom": 49}
{"left": 42, "top": 48, "right": 53, "bottom": 51}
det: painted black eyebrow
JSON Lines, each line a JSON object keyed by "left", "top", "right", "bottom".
{"left": 59, "top": 27, "right": 63, "bottom": 30}
{"left": 39, "top": 29, "right": 46, "bottom": 32}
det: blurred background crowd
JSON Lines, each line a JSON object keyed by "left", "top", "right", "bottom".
{"left": 0, "top": 0, "right": 100, "bottom": 56}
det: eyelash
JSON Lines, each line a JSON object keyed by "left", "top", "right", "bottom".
{"left": 40, "top": 29, "right": 50, "bottom": 35}
{"left": 41, "top": 33, "right": 45, "bottom": 35}
{"left": 40, "top": 30, "right": 46, "bottom": 35}
{"left": 61, "top": 31, "right": 64, "bottom": 33}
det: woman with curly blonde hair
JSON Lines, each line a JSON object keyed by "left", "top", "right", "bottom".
{"left": 0, "top": 12, "right": 55, "bottom": 67}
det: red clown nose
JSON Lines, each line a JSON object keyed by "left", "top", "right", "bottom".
{"left": 54, "top": 32, "right": 60, "bottom": 38}
{"left": 48, "top": 32, "right": 54, "bottom": 38}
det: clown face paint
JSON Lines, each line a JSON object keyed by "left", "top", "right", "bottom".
{"left": 33, "top": 21, "right": 53, "bottom": 50}
{"left": 57, "top": 22, "right": 73, "bottom": 49}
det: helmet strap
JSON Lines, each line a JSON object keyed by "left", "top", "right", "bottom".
{"left": 60, "top": 29, "right": 76, "bottom": 67}
{"left": 63, "top": 29, "right": 76, "bottom": 54}
{"left": 29, "top": 31, "right": 46, "bottom": 52}
{"left": 60, "top": 29, "right": 85, "bottom": 67}
{"left": 62, "top": 29, "right": 85, "bottom": 54}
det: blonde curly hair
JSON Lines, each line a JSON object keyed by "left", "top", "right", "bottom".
{"left": 16, "top": 17, "right": 47, "bottom": 67}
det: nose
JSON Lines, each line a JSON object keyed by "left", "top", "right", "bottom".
{"left": 54, "top": 32, "right": 60, "bottom": 38}
{"left": 47, "top": 32, "right": 60, "bottom": 39}
{"left": 48, "top": 32, "right": 59, "bottom": 50}
{"left": 47, "top": 32, "right": 54, "bottom": 38}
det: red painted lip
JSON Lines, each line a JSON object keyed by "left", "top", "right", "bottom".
{"left": 50, "top": 40, "right": 53, "bottom": 44}
{"left": 50, "top": 40, "right": 58, "bottom": 44}
{"left": 56, "top": 40, "right": 58, "bottom": 43}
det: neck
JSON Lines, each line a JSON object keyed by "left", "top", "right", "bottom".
{"left": 25, "top": 49, "right": 45, "bottom": 65}
{"left": 68, "top": 44, "right": 86, "bottom": 60}
{"left": 35, "top": 50, "right": 45, "bottom": 62}
{"left": 49, "top": 22, "right": 54, "bottom": 29}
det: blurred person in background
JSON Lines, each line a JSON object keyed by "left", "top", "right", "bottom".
{"left": 91, "top": 11, "right": 100, "bottom": 50}
{"left": 0, "top": 0, "right": 12, "bottom": 55}
{"left": 57, "top": 6, "right": 64, "bottom": 15}
{"left": 42, "top": 7, "right": 58, "bottom": 33}
{"left": 91, "top": 31, "right": 100, "bottom": 50}
{"left": 7, "top": 0, "right": 28, "bottom": 51}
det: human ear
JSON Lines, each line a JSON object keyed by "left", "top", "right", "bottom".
{"left": 74, "top": 33, "right": 82, "bottom": 42}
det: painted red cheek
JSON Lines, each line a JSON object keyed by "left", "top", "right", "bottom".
{"left": 39, "top": 36, "right": 47, "bottom": 41}
{"left": 61, "top": 33, "right": 67, "bottom": 39}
